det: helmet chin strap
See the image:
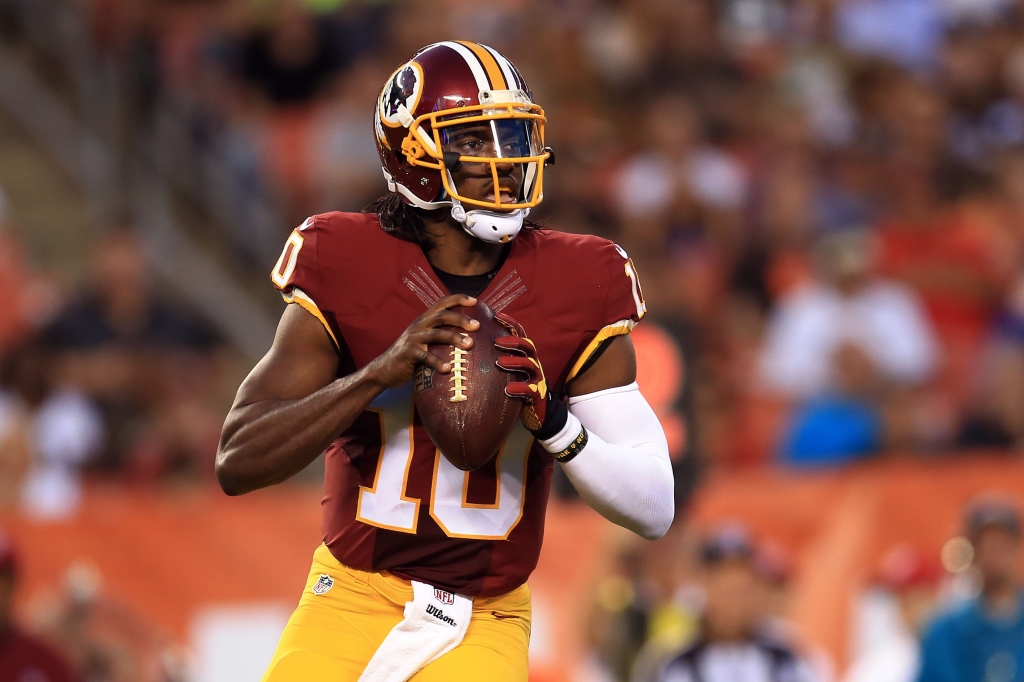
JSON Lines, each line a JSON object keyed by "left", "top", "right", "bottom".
{"left": 450, "top": 199, "right": 528, "bottom": 244}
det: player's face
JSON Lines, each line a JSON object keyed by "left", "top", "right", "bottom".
{"left": 441, "top": 120, "right": 536, "bottom": 210}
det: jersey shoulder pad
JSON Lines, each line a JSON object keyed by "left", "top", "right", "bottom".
{"left": 270, "top": 212, "right": 403, "bottom": 315}
{"left": 529, "top": 230, "right": 647, "bottom": 382}
{"left": 530, "top": 229, "right": 647, "bottom": 331}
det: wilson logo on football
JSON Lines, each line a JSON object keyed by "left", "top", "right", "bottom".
{"left": 312, "top": 574, "right": 334, "bottom": 596}
{"left": 434, "top": 588, "right": 455, "bottom": 605}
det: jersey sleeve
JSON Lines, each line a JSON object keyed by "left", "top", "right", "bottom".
{"left": 270, "top": 215, "right": 341, "bottom": 350}
{"left": 565, "top": 241, "right": 647, "bottom": 382}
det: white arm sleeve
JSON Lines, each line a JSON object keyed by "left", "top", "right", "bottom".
{"left": 539, "top": 382, "right": 675, "bottom": 540}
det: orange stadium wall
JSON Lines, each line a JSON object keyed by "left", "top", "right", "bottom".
{"left": 3, "top": 456, "right": 1024, "bottom": 679}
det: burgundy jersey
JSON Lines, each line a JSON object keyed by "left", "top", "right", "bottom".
{"left": 271, "top": 212, "right": 646, "bottom": 596}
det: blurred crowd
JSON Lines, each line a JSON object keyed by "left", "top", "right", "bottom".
{"left": 582, "top": 496, "right": 1024, "bottom": 682}
{"left": 3, "top": 0, "right": 1024, "bottom": 679}
{"left": 2, "top": 0, "right": 1024, "bottom": 504}
{"left": 0, "top": 531, "right": 188, "bottom": 682}
{"left": 0, "top": 195, "right": 229, "bottom": 520}
{"left": 2, "top": 0, "right": 1021, "bottom": 474}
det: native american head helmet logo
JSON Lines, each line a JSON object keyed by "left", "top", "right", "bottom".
{"left": 378, "top": 63, "right": 423, "bottom": 128}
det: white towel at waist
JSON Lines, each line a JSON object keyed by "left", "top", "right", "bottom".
{"left": 358, "top": 580, "right": 473, "bottom": 682}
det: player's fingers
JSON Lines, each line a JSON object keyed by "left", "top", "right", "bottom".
{"left": 422, "top": 328, "right": 473, "bottom": 349}
{"left": 495, "top": 311, "right": 527, "bottom": 337}
{"left": 428, "top": 309, "right": 479, "bottom": 333}
{"left": 495, "top": 336, "right": 534, "bottom": 355}
{"left": 495, "top": 355, "right": 539, "bottom": 379}
{"left": 504, "top": 382, "right": 535, "bottom": 401}
{"left": 417, "top": 348, "right": 450, "bottom": 374}
{"left": 426, "top": 294, "right": 477, "bottom": 315}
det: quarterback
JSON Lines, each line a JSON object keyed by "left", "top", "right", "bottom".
{"left": 216, "top": 41, "right": 674, "bottom": 682}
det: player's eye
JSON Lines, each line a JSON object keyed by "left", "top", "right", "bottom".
{"left": 456, "top": 137, "right": 493, "bottom": 156}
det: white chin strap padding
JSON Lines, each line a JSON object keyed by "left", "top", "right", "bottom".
{"left": 451, "top": 204, "right": 527, "bottom": 244}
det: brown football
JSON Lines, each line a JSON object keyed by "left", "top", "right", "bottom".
{"left": 413, "top": 302, "right": 522, "bottom": 471}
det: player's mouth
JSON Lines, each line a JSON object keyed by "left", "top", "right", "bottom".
{"left": 483, "top": 188, "right": 517, "bottom": 203}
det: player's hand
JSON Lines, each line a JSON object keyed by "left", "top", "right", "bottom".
{"left": 494, "top": 313, "right": 560, "bottom": 433}
{"left": 368, "top": 295, "right": 479, "bottom": 389}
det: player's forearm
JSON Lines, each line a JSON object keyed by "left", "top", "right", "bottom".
{"left": 216, "top": 368, "right": 386, "bottom": 495}
{"left": 561, "top": 434, "right": 674, "bottom": 539}
{"left": 542, "top": 383, "right": 675, "bottom": 539}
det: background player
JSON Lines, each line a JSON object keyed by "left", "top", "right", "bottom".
{"left": 216, "top": 41, "right": 674, "bottom": 681}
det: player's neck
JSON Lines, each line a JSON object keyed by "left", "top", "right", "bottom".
{"left": 421, "top": 216, "right": 507, "bottom": 276}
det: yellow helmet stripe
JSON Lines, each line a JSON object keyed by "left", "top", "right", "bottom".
{"left": 482, "top": 44, "right": 520, "bottom": 92}
{"left": 455, "top": 40, "right": 508, "bottom": 90}
{"left": 439, "top": 41, "right": 489, "bottom": 91}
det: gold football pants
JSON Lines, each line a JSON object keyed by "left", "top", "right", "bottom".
{"left": 261, "top": 544, "right": 531, "bottom": 681}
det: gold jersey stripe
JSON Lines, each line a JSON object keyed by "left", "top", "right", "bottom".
{"left": 281, "top": 288, "right": 340, "bottom": 350}
{"left": 455, "top": 41, "right": 508, "bottom": 90}
{"left": 566, "top": 319, "right": 637, "bottom": 383}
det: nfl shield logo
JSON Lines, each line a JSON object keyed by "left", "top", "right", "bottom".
{"left": 434, "top": 588, "right": 455, "bottom": 605}
{"left": 312, "top": 574, "right": 334, "bottom": 596}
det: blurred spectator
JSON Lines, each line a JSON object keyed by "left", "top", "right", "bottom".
{"left": 647, "top": 526, "right": 818, "bottom": 682}
{"left": 753, "top": 540, "right": 795, "bottom": 633}
{"left": 779, "top": 341, "right": 884, "bottom": 467}
{"left": 0, "top": 185, "right": 60, "bottom": 357}
{"left": 759, "top": 230, "right": 939, "bottom": 400}
{"left": 238, "top": 1, "right": 344, "bottom": 107}
{"left": 955, "top": 342, "right": 1024, "bottom": 448}
{"left": 917, "top": 496, "right": 1024, "bottom": 682}
{"left": 41, "top": 227, "right": 222, "bottom": 479}
{"left": 875, "top": 169, "right": 1011, "bottom": 404}
{"left": 0, "top": 533, "right": 82, "bottom": 682}
{"left": 844, "top": 545, "right": 940, "bottom": 682}
{"left": 761, "top": 229, "right": 940, "bottom": 465}
{"left": 310, "top": 58, "right": 390, "bottom": 212}
{"left": 0, "top": 344, "right": 105, "bottom": 520}
{"left": 834, "top": 0, "right": 946, "bottom": 71}
{"left": 0, "top": 390, "right": 30, "bottom": 510}
{"left": 0, "top": 187, "right": 101, "bottom": 516}
{"left": 587, "top": 544, "right": 667, "bottom": 682}
{"left": 28, "top": 561, "right": 185, "bottom": 682}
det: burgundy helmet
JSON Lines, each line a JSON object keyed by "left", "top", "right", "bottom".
{"left": 374, "top": 41, "right": 553, "bottom": 242}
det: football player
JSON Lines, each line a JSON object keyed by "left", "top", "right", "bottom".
{"left": 216, "top": 41, "right": 675, "bottom": 682}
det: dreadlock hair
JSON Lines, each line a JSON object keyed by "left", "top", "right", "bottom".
{"left": 365, "top": 193, "right": 542, "bottom": 247}
{"left": 365, "top": 193, "right": 436, "bottom": 248}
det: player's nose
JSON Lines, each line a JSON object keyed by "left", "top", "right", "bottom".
{"left": 493, "top": 157, "right": 516, "bottom": 176}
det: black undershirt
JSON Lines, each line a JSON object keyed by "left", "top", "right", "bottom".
{"left": 429, "top": 245, "right": 510, "bottom": 297}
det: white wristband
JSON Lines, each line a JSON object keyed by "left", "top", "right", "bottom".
{"left": 538, "top": 412, "right": 584, "bottom": 454}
